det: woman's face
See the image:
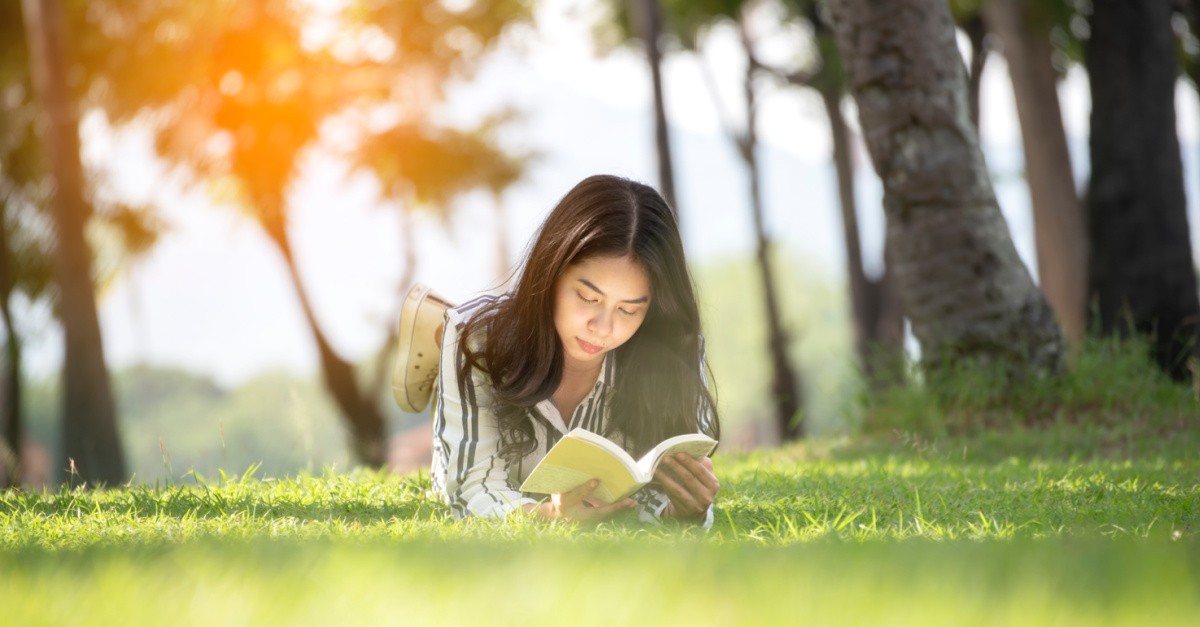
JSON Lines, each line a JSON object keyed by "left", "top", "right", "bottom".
{"left": 553, "top": 255, "right": 652, "bottom": 371}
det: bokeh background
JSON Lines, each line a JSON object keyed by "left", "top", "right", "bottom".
{"left": 4, "top": 0, "right": 1199, "bottom": 486}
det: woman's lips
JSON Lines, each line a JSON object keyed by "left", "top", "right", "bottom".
{"left": 576, "top": 337, "right": 604, "bottom": 354}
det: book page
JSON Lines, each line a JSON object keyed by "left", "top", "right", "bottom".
{"left": 518, "top": 436, "right": 644, "bottom": 504}
{"left": 568, "top": 429, "right": 638, "bottom": 467}
{"left": 636, "top": 433, "right": 718, "bottom": 480}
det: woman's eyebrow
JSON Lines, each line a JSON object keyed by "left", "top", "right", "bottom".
{"left": 576, "top": 278, "right": 650, "bottom": 304}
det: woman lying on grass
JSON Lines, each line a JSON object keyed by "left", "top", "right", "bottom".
{"left": 428, "top": 175, "right": 720, "bottom": 524}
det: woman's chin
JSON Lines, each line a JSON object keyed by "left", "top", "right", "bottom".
{"left": 564, "top": 348, "right": 605, "bottom": 368}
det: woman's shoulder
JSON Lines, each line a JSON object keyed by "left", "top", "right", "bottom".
{"left": 446, "top": 293, "right": 502, "bottom": 327}
{"left": 444, "top": 292, "right": 510, "bottom": 354}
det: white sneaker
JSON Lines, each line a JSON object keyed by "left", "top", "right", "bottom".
{"left": 392, "top": 284, "right": 452, "bottom": 413}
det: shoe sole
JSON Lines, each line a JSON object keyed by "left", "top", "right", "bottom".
{"left": 392, "top": 284, "right": 451, "bottom": 413}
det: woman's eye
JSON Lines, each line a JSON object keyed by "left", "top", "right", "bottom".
{"left": 578, "top": 292, "right": 599, "bottom": 304}
{"left": 619, "top": 309, "right": 638, "bottom": 317}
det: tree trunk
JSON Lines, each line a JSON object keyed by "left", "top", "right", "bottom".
{"left": 633, "top": 0, "right": 678, "bottom": 212}
{"left": 1, "top": 289, "right": 21, "bottom": 489}
{"left": 1086, "top": 0, "right": 1200, "bottom": 381}
{"left": 739, "top": 19, "right": 803, "bottom": 440}
{"left": 826, "top": 0, "right": 1065, "bottom": 379}
{"left": 0, "top": 204, "right": 22, "bottom": 488}
{"left": 261, "top": 217, "right": 388, "bottom": 467}
{"left": 22, "top": 0, "right": 125, "bottom": 486}
{"left": 985, "top": 0, "right": 1088, "bottom": 347}
{"left": 820, "top": 87, "right": 905, "bottom": 388}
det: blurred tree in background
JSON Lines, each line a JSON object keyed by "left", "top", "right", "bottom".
{"left": 604, "top": 0, "right": 1195, "bottom": 439}
{"left": 596, "top": 0, "right": 806, "bottom": 441}
{"left": 5, "top": 0, "right": 1200, "bottom": 485}
{"left": 753, "top": 0, "right": 905, "bottom": 394}
{"left": 18, "top": 0, "right": 130, "bottom": 486}
{"left": 4, "top": 0, "right": 532, "bottom": 484}
{"left": 826, "top": 0, "right": 1066, "bottom": 381}
{"left": 4, "top": 0, "right": 165, "bottom": 487}
{"left": 983, "top": 0, "right": 1087, "bottom": 348}
{"left": 1086, "top": 0, "right": 1199, "bottom": 382}
{"left": 95, "top": 0, "right": 531, "bottom": 468}
{"left": 1, "top": 0, "right": 54, "bottom": 487}
{"left": 621, "top": 0, "right": 679, "bottom": 210}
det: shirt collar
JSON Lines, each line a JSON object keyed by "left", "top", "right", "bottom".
{"left": 533, "top": 351, "right": 616, "bottom": 435}
{"left": 596, "top": 350, "right": 616, "bottom": 391}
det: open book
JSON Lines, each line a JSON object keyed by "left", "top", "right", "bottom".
{"left": 518, "top": 428, "right": 718, "bottom": 504}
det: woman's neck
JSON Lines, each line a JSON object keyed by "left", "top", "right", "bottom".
{"left": 559, "top": 358, "right": 601, "bottom": 391}
{"left": 553, "top": 358, "right": 603, "bottom": 420}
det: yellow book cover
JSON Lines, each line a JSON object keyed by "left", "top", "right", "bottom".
{"left": 519, "top": 428, "right": 717, "bottom": 504}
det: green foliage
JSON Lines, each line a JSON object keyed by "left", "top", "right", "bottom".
{"left": 1, "top": 427, "right": 1198, "bottom": 624}
{"left": 594, "top": 0, "right": 746, "bottom": 53}
{"left": 662, "top": 0, "right": 745, "bottom": 49}
{"left": 2, "top": 0, "right": 165, "bottom": 324}
{"left": 859, "top": 335, "right": 1200, "bottom": 452}
{"left": 66, "top": 0, "right": 535, "bottom": 229}
{"left": 21, "top": 366, "right": 352, "bottom": 484}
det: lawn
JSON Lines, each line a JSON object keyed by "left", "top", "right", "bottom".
{"left": 3, "top": 421, "right": 1198, "bottom": 626}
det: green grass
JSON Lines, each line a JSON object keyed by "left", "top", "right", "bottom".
{"left": 4, "top": 539, "right": 1196, "bottom": 626}
{"left": 3, "top": 424, "right": 1199, "bottom": 626}
{"left": 5, "top": 340, "right": 1199, "bottom": 625}
{"left": 860, "top": 335, "right": 1199, "bottom": 439}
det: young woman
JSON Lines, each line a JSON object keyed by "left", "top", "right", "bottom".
{"left": 431, "top": 174, "right": 720, "bottom": 524}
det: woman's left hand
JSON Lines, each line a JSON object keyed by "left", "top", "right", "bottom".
{"left": 655, "top": 453, "right": 719, "bottom": 522}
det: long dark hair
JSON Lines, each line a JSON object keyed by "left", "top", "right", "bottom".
{"left": 459, "top": 174, "right": 719, "bottom": 460}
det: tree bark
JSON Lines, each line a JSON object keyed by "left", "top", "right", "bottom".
{"left": 633, "top": 0, "right": 678, "bottom": 213}
{"left": 22, "top": 0, "right": 125, "bottom": 485}
{"left": 261, "top": 215, "right": 388, "bottom": 467}
{"left": 985, "top": 0, "right": 1088, "bottom": 347}
{"left": 1086, "top": 0, "right": 1200, "bottom": 381}
{"left": 738, "top": 18, "right": 803, "bottom": 440}
{"left": 826, "top": 0, "right": 1065, "bottom": 379}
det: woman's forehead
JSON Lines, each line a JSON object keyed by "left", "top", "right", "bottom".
{"left": 564, "top": 255, "right": 652, "bottom": 299}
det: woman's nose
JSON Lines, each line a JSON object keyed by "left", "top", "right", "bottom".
{"left": 588, "top": 309, "right": 613, "bottom": 337}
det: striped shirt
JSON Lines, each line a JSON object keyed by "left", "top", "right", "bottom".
{"left": 431, "top": 294, "right": 714, "bottom": 526}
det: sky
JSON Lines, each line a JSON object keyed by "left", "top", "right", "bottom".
{"left": 17, "top": 0, "right": 1200, "bottom": 387}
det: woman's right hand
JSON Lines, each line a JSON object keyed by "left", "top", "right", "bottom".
{"left": 528, "top": 479, "right": 636, "bottom": 522}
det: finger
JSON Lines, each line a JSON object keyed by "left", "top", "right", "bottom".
{"left": 671, "top": 454, "right": 720, "bottom": 494}
{"left": 578, "top": 497, "right": 636, "bottom": 521}
{"left": 592, "top": 497, "right": 636, "bottom": 511}
{"left": 583, "top": 496, "right": 621, "bottom": 509}
{"left": 655, "top": 468, "right": 703, "bottom": 514}
{"left": 559, "top": 479, "right": 599, "bottom": 509}
{"left": 666, "top": 455, "right": 717, "bottom": 500}
{"left": 663, "top": 458, "right": 717, "bottom": 510}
